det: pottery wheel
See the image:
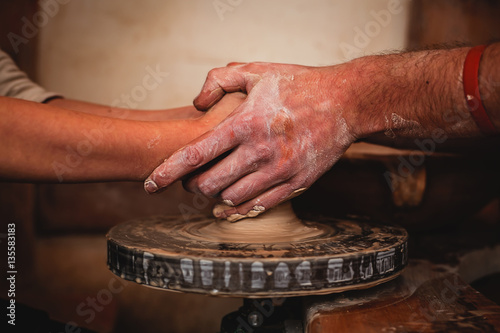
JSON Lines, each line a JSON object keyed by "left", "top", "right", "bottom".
{"left": 107, "top": 202, "right": 408, "bottom": 298}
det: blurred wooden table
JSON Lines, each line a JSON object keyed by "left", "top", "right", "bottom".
{"left": 305, "top": 259, "right": 500, "bottom": 332}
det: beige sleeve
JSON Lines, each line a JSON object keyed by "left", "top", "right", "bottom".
{"left": 0, "top": 49, "right": 60, "bottom": 103}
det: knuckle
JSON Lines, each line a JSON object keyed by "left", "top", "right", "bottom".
{"left": 238, "top": 112, "right": 256, "bottom": 124}
{"left": 254, "top": 144, "right": 273, "bottom": 161}
{"left": 198, "top": 180, "right": 219, "bottom": 197}
{"left": 274, "top": 164, "right": 294, "bottom": 180}
{"left": 151, "top": 165, "right": 167, "bottom": 181}
{"left": 232, "top": 118, "right": 254, "bottom": 137}
{"left": 206, "top": 67, "right": 232, "bottom": 83}
{"left": 246, "top": 62, "right": 264, "bottom": 71}
{"left": 206, "top": 68, "right": 222, "bottom": 79}
{"left": 182, "top": 146, "right": 203, "bottom": 167}
{"left": 233, "top": 125, "right": 250, "bottom": 138}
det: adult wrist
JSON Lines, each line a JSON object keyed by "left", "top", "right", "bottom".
{"left": 338, "top": 55, "right": 389, "bottom": 140}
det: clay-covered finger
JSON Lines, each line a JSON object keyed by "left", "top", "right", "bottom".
{"left": 182, "top": 144, "right": 271, "bottom": 198}
{"left": 144, "top": 128, "right": 240, "bottom": 194}
{"left": 194, "top": 66, "right": 264, "bottom": 111}
{"left": 214, "top": 182, "right": 301, "bottom": 222}
{"left": 193, "top": 67, "right": 248, "bottom": 111}
{"left": 217, "top": 168, "right": 286, "bottom": 207}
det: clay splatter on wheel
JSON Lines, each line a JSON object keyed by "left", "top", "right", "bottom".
{"left": 107, "top": 202, "right": 408, "bottom": 298}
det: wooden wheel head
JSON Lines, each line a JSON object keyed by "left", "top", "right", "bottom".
{"left": 107, "top": 202, "right": 408, "bottom": 298}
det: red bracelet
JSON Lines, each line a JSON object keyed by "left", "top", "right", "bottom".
{"left": 463, "top": 45, "right": 499, "bottom": 136}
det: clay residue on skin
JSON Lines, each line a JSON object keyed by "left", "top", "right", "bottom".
{"left": 144, "top": 179, "right": 158, "bottom": 192}
{"left": 213, "top": 203, "right": 266, "bottom": 222}
{"left": 384, "top": 113, "right": 422, "bottom": 138}
{"left": 284, "top": 187, "right": 307, "bottom": 201}
{"left": 334, "top": 116, "right": 350, "bottom": 149}
{"left": 253, "top": 205, "right": 265, "bottom": 212}
{"left": 384, "top": 115, "right": 396, "bottom": 138}
{"left": 270, "top": 109, "right": 294, "bottom": 137}
{"left": 222, "top": 199, "right": 234, "bottom": 207}
{"left": 270, "top": 108, "right": 296, "bottom": 168}
{"left": 147, "top": 134, "right": 161, "bottom": 149}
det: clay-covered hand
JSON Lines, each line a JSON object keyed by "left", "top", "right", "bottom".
{"left": 144, "top": 62, "right": 359, "bottom": 220}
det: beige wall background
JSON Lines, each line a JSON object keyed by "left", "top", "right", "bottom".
{"left": 37, "top": 0, "right": 410, "bottom": 109}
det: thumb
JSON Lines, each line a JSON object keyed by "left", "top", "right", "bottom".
{"left": 193, "top": 65, "right": 258, "bottom": 111}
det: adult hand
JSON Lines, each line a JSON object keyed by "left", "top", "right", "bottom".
{"left": 144, "top": 62, "right": 360, "bottom": 220}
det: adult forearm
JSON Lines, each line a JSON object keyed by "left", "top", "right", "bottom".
{"left": 346, "top": 43, "right": 500, "bottom": 140}
{"left": 47, "top": 98, "right": 204, "bottom": 121}
{"left": 0, "top": 97, "right": 208, "bottom": 182}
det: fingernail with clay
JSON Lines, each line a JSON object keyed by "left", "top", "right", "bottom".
{"left": 213, "top": 203, "right": 230, "bottom": 218}
{"left": 144, "top": 179, "right": 158, "bottom": 193}
{"left": 222, "top": 199, "right": 235, "bottom": 207}
{"left": 252, "top": 205, "right": 266, "bottom": 213}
